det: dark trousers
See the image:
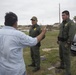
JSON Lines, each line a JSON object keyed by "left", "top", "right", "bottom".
{"left": 59, "top": 42, "right": 71, "bottom": 75}
{"left": 30, "top": 46, "right": 40, "bottom": 68}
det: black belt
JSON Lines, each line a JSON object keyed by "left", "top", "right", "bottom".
{"left": 58, "top": 37, "right": 68, "bottom": 42}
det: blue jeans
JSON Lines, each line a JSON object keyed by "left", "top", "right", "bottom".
{"left": 23, "top": 71, "right": 26, "bottom": 75}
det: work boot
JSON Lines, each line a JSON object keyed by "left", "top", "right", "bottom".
{"left": 65, "top": 73, "right": 71, "bottom": 75}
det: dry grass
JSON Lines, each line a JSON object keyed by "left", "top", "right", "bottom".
{"left": 23, "top": 30, "right": 76, "bottom": 75}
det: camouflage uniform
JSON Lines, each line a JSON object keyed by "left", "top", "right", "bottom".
{"left": 58, "top": 19, "right": 75, "bottom": 75}
{"left": 29, "top": 24, "right": 42, "bottom": 68}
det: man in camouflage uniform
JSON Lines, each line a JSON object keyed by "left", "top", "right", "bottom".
{"left": 57, "top": 10, "right": 75, "bottom": 75}
{"left": 28, "top": 16, "right": 45, "bottom": 72}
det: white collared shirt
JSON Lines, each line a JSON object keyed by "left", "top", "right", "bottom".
{"left": 0, "top": 26, "right": 37, "bottom": 75}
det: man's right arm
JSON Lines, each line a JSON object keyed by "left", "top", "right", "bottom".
{"left": 57, "top": 24, "right": 61, "bottom": 44}
{"left": 18, "top": 27, "right": 46, "bottom": 47}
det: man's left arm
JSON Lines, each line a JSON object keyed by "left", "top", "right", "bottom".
{"left": 67, "top": 22, "right": 76, "bottom": 45}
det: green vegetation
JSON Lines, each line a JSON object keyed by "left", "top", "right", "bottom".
{"left": 23, "top": 30, "right": 76, "bottom": 75}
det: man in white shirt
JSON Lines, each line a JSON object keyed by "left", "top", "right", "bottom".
{"left": 0, "top": 12, "right": 46, "bottom": 75}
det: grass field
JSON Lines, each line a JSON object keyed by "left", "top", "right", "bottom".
{"left": 23, "top": 30, "right": 76, "bottom": 75}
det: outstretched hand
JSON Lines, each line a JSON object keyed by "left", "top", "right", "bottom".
{"left": 42, "top": 27, "right": 47, "bottom": 34}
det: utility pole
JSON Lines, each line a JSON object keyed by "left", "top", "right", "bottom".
{"left": 59, "top": 3, "right": 61, "bottom": 24}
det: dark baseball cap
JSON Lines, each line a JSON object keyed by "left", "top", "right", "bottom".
{"left": 31, "top": 16, "right": 38, "bottom": 21}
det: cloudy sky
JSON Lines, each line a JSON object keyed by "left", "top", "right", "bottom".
{"left": 0, "top": 0, "right": 76, "bottom": 25}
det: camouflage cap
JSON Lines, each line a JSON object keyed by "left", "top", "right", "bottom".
{"left": 31, "top": 16, "right": 38, "bottom": 21}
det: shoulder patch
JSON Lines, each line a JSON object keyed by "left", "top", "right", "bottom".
{"left": 34, "top": 28, "right": 36, "bottom": 31}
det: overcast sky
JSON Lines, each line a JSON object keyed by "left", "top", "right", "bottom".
{"left": 0, "top": 0, "right": 76, "bottom": 25}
